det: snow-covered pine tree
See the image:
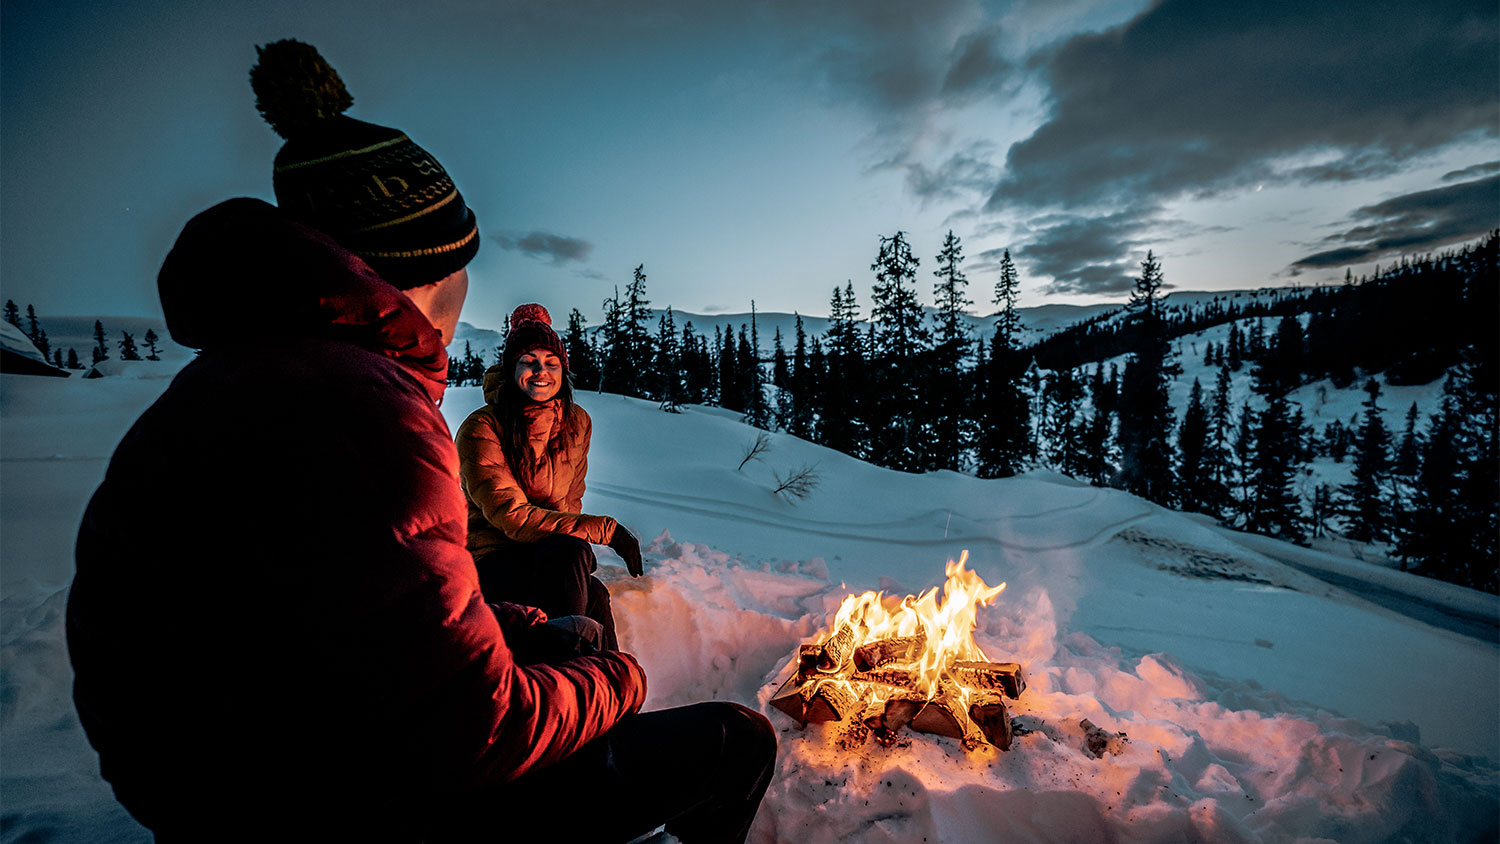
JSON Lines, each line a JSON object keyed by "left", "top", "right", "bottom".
{"left": 1115, "top": 251, "right": 1177, "bottom": 505}
{"left": 930, "top": 230, "right": 973, "bottom": 472}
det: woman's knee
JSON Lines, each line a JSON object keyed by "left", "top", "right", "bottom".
{"left": 538, "top": 534, "right": 596, "bottom": 574}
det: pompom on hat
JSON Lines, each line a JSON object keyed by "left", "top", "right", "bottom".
{"left": 503, "top": 304, "right": 568, "bottom": 371}
{"left": 249, "top": 39, "right": 478, "bottom": 288}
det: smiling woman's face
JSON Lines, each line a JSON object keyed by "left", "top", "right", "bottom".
{"left": 514, "top": 349, "right": 564, "bottom": 402}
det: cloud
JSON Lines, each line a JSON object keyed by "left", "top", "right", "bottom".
{"left": 905, "top": 141, "right": 1003, "bottom": 203}
{"left": 989, "top": 0, "right": 1498, "bottom": 212}
{"left": 1442, "top": 160, "right": 1500, "bottom": 183}
{"left": 1288, "top": 174, "right": 1500, "bottom": 271}
{"left": 491, "top": 231, "right": 593, "bottom": 265}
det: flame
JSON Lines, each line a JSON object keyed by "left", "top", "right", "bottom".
{"left": 814, "top": 551, "right": 1005, "bottom": 707}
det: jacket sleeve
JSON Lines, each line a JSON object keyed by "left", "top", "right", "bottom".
{"left": 378, "top": 389, "right": 646, "bottom": 788}
{"left": 456, "top": 409, "right": 616, "bottom": 545}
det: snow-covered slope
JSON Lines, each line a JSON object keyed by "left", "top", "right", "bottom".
{"left": 2, "top": 368, "right": 1495, "bottom": 843}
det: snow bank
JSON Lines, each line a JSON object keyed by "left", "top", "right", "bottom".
{"left": 609, "top": 542, "right": 1498, "bottom": 844}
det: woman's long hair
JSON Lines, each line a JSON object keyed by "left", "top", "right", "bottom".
{"left": 493, "top": 368, "right": 577, "bottom": 491}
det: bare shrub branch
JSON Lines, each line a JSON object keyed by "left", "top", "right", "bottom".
{"left": 737, "top": 431, "right": 772, "bottom": 471}
{"left": 772, "top": 463, "right": 821, "bottom": 500}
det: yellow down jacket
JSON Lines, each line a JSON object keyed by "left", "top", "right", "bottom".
{"left": 456, "top": 366, "right": 618, "bottom": 560}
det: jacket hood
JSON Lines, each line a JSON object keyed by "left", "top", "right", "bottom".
{"left": 482, "top": 362, "right": 508, "bottom": 406}
{"left": 158, "top": 198, "right": 448, "bottom": 399}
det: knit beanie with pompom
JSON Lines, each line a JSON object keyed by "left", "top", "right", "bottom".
{"left": 503, "top": 304, "right": 568, "bottom": 372}
{"left": 249, "top": 39, "right": 478, "bottom": 288}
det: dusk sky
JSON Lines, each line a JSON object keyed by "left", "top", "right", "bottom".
{"left": 3, "top": 0, "right": 1496, "bottom": 328}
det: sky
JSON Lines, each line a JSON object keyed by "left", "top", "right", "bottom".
{"left": 2, "top": 0, "right": 1496, "bottom": 329}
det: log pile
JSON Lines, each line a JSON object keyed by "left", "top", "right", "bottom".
{"left": 770, "top": 632, "right": 1027, "bottom": 750}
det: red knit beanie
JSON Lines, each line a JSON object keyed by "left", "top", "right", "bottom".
{"left": 503, "top": 304, "right": 568, "bottom": 371}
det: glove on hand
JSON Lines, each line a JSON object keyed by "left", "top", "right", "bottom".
{"left": 608, "top": 526, "right": 644, "bottom": 577}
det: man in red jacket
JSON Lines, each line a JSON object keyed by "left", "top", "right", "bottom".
{"left": 68, "top": 40, "right": 774, "bottom": 843}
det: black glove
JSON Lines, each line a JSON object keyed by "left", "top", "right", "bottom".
{"left": 609, "top": 526, "right": 644, "bottom": 577}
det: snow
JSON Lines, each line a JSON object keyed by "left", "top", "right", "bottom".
{"left": 3, "top": 354, "right": 1497, "bottom": 842}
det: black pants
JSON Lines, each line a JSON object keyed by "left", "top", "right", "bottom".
{"left": 476, "top": 535, "right": 618, "bottom": 650}
{"left": 433, "top": 701, "right": 777, "bottom": 844}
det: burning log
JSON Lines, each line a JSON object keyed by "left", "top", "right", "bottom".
{"left": 810, "top": 626, "right": 855, "bottom": 673}
{"left": 852, "top": 631, "right": 927, "bottom": 671}
{"left": 803, "top": 681, "right": 860, "bottom": 723}
{"left": 850, "top": 667, "right": 923, "bottom": 692}
{"left": 949, "top": 661, "right": 1027, "bottom": 699}
{"left": 968, "top": 694, "right": 1012, "bottom": 751}
{"left": 769, "top": 674, "right": 815, "bottom": 723}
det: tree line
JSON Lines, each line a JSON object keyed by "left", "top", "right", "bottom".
{"left": 3, "top": 303, "right": 163, "bottom": 369}
{"left": 456, "top": 232, "right": 1496, "bottom": 593}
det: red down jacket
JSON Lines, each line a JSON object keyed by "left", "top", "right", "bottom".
{"left": 66, "top": 198, "right": 645, "bottom": 840}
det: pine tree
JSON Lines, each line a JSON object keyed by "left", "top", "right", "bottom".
{"left": 1338, "top": 378, "right": 1393, "bottom": 544}
{"left": 53, "top": 348, "right": 63, "bottom": 368}
{"left": 564, "top": 309, "right": 600, "bottom": 390}
{"left": 622, "top": 265, "right": 655, "bottom": 398}
{"left": 22, "top": 305, "right": 50, "bottom": 358}
{"left": 1176, "top": 378, "right": 1212, "bottom": 514}
{"left": 787, "top": 314, "right": 813, "bottom": 439}
{"left": 2, "top": 300, "right": 20, "bottom": 329}
{"left": 869, "top": 232, "right": 930, "bottom": 471}
{"left": 92, "top": 320, "right": 109, "bottom": 363}
{"left": 929, "top": 230, "right": 974, "bottom": 472}
{"left": 680, "top": 322, "right": 711, "bottom": 406}
{"left": 1245, "top": 393, "right": 1306, "bottom": 541}
{"left": 599, "top": 287, "right": 626, "bottom": 395}
{"left": 118, "top": 331, "right": 141, "bottom": 361}
{"left": 1079, "top": 363, "right": 1114, "bottom": 485}
{"left": 143, "top": 328, "right": 162, "bottom": 361}
{"left": 976, "top": 249, "right": 1031, "bottom": 477}
{"left": 743, "top": 304, "right": 771, "bottom": 428}
{"left": 1115, "top": 251, "right": 1177, "bottom": 504}
{"left": 821, "top": 283, "right": 866, "bottom": 457}
{"left": 66, "top": 348, "right": 80, "bottom": 369}
{"left": 656, "top": 307, "right": 682, "bottom": 412}
{"left": 1204, "top": 362, "right": 1235, "bottom": 517}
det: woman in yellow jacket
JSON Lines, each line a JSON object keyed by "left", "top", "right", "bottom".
{"left": 456, "top": 304, "right": 642, "bottom": 650}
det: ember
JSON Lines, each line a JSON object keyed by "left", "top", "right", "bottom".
{"left": 770, "top": 552, "right": 1026, "bottom": 750}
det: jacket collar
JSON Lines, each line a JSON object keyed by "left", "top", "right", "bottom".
{"left": 158, "top": 198, "right": 448, "bottom": 402}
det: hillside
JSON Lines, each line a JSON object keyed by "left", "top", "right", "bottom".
{"left": 2, "top": 372, "right": 1496, "bottom": 843}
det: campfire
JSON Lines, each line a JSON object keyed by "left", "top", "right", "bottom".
{"left": 770, "top": 553, "right": 1026, "bottom": 750}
